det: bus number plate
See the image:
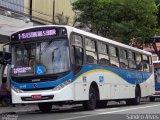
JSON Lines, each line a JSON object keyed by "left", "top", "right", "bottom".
{"left": 31, "top": 94, "right": 42, "bottom": 99}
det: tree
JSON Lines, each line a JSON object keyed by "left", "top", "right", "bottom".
{"left": 72, "top": 0, "right": 160, "bottom": 45}
{"left": 155, "top": 0, "right": 160, "bottom": 26}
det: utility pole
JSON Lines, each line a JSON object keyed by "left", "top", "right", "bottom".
{"left": 29, "top": 0, "right": 32, "bottom": 21}
{"left": 53, "top": 0, "right": 55, "bottom": 24}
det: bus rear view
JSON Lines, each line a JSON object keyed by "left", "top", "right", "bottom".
{"left": 10, "top": 26, "right": 72, "bottom": 112}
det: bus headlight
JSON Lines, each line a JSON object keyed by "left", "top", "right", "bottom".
{"left": 52, "top": 79, "right": 72, "bottom": 91}
{"left": 12, "top": 85, "right": 24, "bottom": 93}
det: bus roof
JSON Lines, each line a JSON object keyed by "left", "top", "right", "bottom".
{"left": 11, "top": 25, "right": 151, "bottom": 56}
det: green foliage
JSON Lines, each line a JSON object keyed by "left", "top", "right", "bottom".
{"left": 72, "top": 0, "right": 160, "bottom": 45}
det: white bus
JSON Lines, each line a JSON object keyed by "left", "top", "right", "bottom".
{"left": 149, "top": 60, "right": 160, "bottom": 101}
{"left": 9, "top": 25, "right": 155, "bottom": 112}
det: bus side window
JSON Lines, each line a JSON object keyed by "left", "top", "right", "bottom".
{"left": 135, "top": 53, "right": 142, "bottom": 71}
{"left": 142, "top": 55, "right": 150, "bottom": 72}
{"left": 109, "top": 45, "right": 119, "bottom": 68}
{"left": 71, "top": 33, "right": 83, "bottom": 74}
{"left": 85, "top": 37, "right": 97, "bottom": 64}
{"left": 119, "top": 48, "right": 128, "bottom": 69}
{"left": 128, "top": 51, "right": 136, "bottom": 69}
{"left": 73, "top": 46, "right": 83, "bottom": 65}
{"left": 97, "top": 42, "right": 110, "bottom": 66}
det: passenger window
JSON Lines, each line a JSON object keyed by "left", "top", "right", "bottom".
{"left": 142, "top": 55, "right": 150, "bottom": 72}
{"left": 71, "top": 34, "right": 84, "bottom": 74}
{"left": 86, "top": 51, "right": 97, "bottom": 64}
{"left": 109, "top": 45, "right": 119, "bottom": 67}
{"left": 119, "top": 49, "right": 128, "bottom": 69}
{"left": 73, "top": 47, "right": 83, "bottom": 65}
{"left": 128, "top": 51, "right": 136, "bottom": 69}
{"left": 85, "top": 38, "right": 96, "bottom": 52}
{"left": 97, "top": 42, "right": 110, "bottom": 66}
{"left": 71, "top": 34, "right": 83, "bottom": 47}
{"left": 136, "top": 54, "right": 142, "bottom": 71}
{"left": 85, "top": 38, "right": 97, "bottom": 64}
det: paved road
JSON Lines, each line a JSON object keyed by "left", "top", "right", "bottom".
{"left": 1, "top": 100, "right": 160, "bottom": 120}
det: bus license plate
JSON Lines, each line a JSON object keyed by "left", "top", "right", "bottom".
{"left": 31, "top": 94, "right": 42, "bottom": 99}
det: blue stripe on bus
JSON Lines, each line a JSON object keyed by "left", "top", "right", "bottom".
{"left": 155, "top": 83, "right": 160, "bottom": 91}
{"left": 76, "top": 64, "right": 151, "bottom": 84}
{"left": 11, "top": 72, "right": 73, "bottom": 90}
{"left": 11, "top": 64, "right": 152, "bottom": 89}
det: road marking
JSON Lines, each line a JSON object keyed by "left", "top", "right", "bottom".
{"left": 109, "top": 108, "right": 119, "bottom": 110}
{"left": 95, "top": 108, "right": 118, "bottom": 112}
{"left": 58, "top": 104, "right": 160, "bottom": 120}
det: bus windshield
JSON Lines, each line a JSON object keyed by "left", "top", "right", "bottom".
{"left": 11, "top": 39, "right": 70, "bottom": 76}
{"left": 155, "top": 68, "right": 160, "bottom": 83}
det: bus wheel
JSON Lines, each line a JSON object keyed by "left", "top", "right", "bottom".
{"left": 38, "top": 103, "right": 52, "bottom": 113}
{"left": 149, "top": 97, "right": 155, "bottom": 102}
{"left": 96, "top": 101, "right": 107, "bottom": 108}
{"left": 133, "top": 87, "right": 141, "bottom": 105}
{"left": 83, "top": 86, "right": 96, "bottom": 110}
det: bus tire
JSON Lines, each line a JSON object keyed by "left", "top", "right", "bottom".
{"left": 126, "top": 99, "right": 133, "bottom": 105}
{"left": 38, "top": 102, "right": 52, "bottom": 113}
{"left": 96, "top": 101, "right": 107, "bottom": 108}
{"left": 126, "top": 87, "right": 141, "bottom": 105}
{"left": 149, "top": 97, "right": 155, "bottom": 102}
{"left": 133, "top": 87, "right": 141, "bottom": 105}
{"left": 83, "top": 86, "right": 96, "bottom": 110}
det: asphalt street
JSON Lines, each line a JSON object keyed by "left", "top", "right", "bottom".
{"left": 1, "top": 99, "right": 160, "bottom": 120}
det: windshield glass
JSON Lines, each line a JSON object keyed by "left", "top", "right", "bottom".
{"left": 12, "top": 39, "right": 70, "bottom": 76}
{"left": 155, "top": 68, "right": 160, "bottom": 83}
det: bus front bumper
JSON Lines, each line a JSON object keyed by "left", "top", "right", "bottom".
{"left": 11, "top": 85, "right": 74, "bottom": 104}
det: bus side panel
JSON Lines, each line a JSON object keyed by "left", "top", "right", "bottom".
{"left": 119, "top": 84, "right": 135, "bottom": 99}
{"left": 140, "top": 74, "right": 155, "bottom": 97}
{"left": 74, "top": 70, "right": 102, "bottom": 101}
{"left": 98, "top": 83, "right": 111, "bottom": 100}
{"left": 102, "top": 69, "right": 135, "bottom": 99}
{"left": 74, "top": 83, "right": 89, "bottom": 101}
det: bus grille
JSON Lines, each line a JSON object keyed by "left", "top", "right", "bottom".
{"left": 21, "top": 95, "right": 54, "bottom": 101}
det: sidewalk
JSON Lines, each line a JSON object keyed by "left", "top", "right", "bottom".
{"left": 0, "top": 104, "right": 82, "bottom": 114}
{"left": 0, "top": 104, "right": 38, "bottom": 114}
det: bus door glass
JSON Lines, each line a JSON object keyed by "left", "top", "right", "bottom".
{"left": 155, "top": 68, "right": 160, "bottom": 83}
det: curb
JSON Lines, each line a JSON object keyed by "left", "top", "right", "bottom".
{"left": 0, "top": 109, "right": 37, "bottom": 115}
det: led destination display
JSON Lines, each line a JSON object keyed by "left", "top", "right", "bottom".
{"left": 18, "top": 29, "right": 57, "bottom": 40}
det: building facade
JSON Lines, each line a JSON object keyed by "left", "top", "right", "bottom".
{"left": 24, "top": 0, "right": 75, "bottom": 25}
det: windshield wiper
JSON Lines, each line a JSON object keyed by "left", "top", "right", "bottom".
{"left": 52, "top": 48, "right": 58, "bottom": 61}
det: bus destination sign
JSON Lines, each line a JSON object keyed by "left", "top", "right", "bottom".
{"left": 18, "top": 29, "right": 57, "bottom": 40}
